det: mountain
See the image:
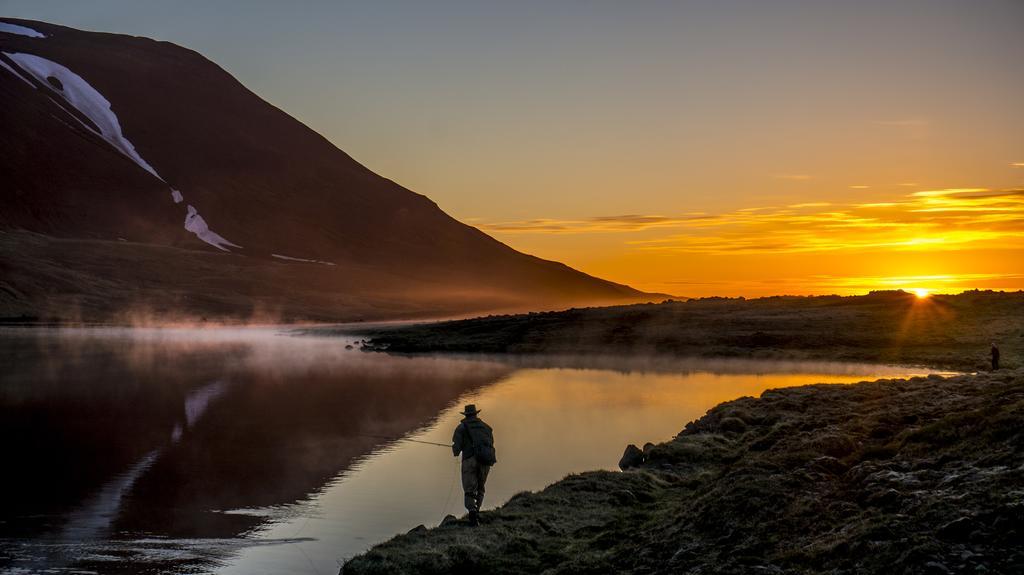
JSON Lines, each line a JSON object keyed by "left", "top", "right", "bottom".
{"left": 0, "top": 18, "right": 657, "bottom": 323}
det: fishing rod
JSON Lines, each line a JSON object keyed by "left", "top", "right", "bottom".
{"left": 356, "top": 433, "right": 452, "bottom": 448}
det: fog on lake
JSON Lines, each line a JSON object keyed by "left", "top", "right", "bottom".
{"left": 0, "top": 327, "right": 945, "bottom": 574}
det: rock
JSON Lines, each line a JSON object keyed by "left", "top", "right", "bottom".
{"left": 439, "top": 514, "right": 459, "bottom": 527}
{"left": 407, "top": 524, "right": 427, "bottom": 535}
{"left": 938, "top": 516, "right": 975, "bottom": 541}
{"left": 619, "top": 444, "right": 644, "bottom": 470}
{"left": 345, "top": 344, "right": 354, "bottom": 350}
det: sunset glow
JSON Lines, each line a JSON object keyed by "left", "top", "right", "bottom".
{"left": 4, "top": 1, "right": 1022, "bottom": 299}
{"left": 480, "top": 188, "right": 1024, "bottom": 296}
{"left": 2, "top": 4, "right": 1022, "bottom": 573}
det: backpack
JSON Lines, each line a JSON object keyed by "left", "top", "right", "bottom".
{"left": 465, "top": 419, "right": 497, "bottom": 466}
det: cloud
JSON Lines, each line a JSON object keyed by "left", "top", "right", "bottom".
{"left": 629, "top": 188, "right": 1024, "bottom": 254}
{"left": 1011, "top": 162, "right": 1024, "bottom": 168}
{"left": 479, "top": 187, "right": 1024, "bottom": 256}
{"left": 813, "top": 273, "right": 1024, "bottom": 290}
{"left": 773, "top": 174, "right": 813, "bottom": 181}
{"left": 658, "top": 273, "right": 1024, "bottom": 295}
{"left": 479, "top": 214, "right": 714, "bottom": 233}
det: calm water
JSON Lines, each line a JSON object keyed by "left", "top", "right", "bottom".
{"left": 0, "top": 327, "right": 945, "bottom": 574}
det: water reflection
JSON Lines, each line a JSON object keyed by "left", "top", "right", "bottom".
{"left": 0, "top": 327, "right": 512, "bottom": 572}
{"left": 0, "top": 327, "right": 944, "bottom": 574}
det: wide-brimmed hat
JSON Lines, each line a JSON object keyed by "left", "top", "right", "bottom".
{"left": 461, "top": 404, "right": 480, "bottom": 416}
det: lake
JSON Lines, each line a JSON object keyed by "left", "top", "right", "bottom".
{"left": 0, "top": 327, "right": 946, "bottom": 574}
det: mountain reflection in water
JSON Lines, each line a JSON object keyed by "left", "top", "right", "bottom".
{"left": 0, "top": 327, "right": 513, "bottom": 572}
{"left": 0, "top": 327, "right": 943, "bottom": 574}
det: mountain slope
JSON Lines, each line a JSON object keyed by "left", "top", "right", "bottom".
{"left": 0, "top": 18, "right": 655, "bottom": 322}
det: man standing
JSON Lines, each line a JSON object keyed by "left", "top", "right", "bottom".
{"left": 991, "top": 343, "right": 1000, "bottom": 371}
{"left": 452, "top": 404, "right": 496, "bottom": 526}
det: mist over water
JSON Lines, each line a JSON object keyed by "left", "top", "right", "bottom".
{"left": 0, "top": 327, "right": 946, "bottom": 574}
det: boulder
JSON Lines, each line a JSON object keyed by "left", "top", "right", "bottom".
{"left": 619, "top": 444, "right": 645, "bottom": 470}
{"left": 439, "top": 514, "right": 459, "bottom": 527}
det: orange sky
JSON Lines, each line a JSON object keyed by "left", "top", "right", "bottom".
{"left": 8, "top": 1, "right": 1023, "bottom": 297}
{"left": 475, "top": 187, "right": 1024, "bottom": 296}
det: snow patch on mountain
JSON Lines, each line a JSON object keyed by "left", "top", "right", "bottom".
{"left": 185, "top": 206, "right": 241, "bottom": 252}
{"left": 0, "top": 22, "right": 45, "bottom": 38}
{"left": 3, "top": 51, "right": 242, "bottom": 252}
{"left": 5, "top": 52, "right": 161, "bottom": 179}
{"left": 272, "top": 254, "right": 337, "bottom": 266}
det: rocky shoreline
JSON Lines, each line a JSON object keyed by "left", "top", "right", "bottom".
{"left": 342, "top": 369, "right": 1023, "bottom": 574}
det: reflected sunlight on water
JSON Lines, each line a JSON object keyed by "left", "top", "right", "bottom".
{"left": 223, "top": 360, "right": 943, "bottom": 573}
{"left": 0, "top": 327, "right": 946, "bottom": 574}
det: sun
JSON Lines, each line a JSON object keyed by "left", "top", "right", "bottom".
{"left": 912, "top": 288, "right": 931, "bottom": 299}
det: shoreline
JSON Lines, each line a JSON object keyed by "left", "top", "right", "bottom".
{"left": 352, "top": 291, "right": 1022, "bottom": 373}
{"left": 341, "top": 368, "right": 1024, "bottom": 574}
{"left": 337, "top": 292, "right": 1021, "bottom": 574}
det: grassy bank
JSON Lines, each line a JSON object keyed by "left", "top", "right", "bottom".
{"left": 339, "top": 290, "right": 1023, "bottom": 574}
{"left": 354, "top": 290, "right": 1023, "bottom": 372}
{"left": 342, "top": 369, "right": 1024, "bottom": 574}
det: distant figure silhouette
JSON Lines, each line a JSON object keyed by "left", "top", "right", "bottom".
{"left": 991, "top": 343, "right": 1000, "bottom": 371}
{"left": 452, "top": 404, "right": 496, "bottom": 526}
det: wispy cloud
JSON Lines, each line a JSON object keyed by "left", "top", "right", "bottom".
{"left": 479, "top": 188, "right": 1024, "bottom": 255}
{"left": 631, "top": 188, "right": 1024, "bottom": 254}
{"left": 658, "top": 273, "right": 1024, "bottom": 295}
{"left": 1011, "top": 162, "right": 1024, "bottom": 168}
{"left": 814, "top": 273, "right": 1024, "bottom": 290}
{"left": 480, "top": 213, "right": 714, "bottom": 233}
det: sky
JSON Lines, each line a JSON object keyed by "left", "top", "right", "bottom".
{"left": 3, "top": 0, "right": 1023, "bottom": 296}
